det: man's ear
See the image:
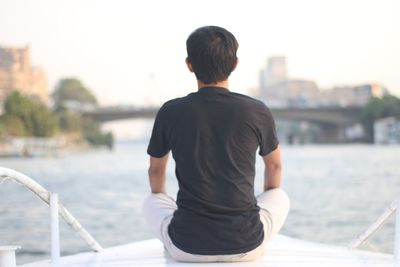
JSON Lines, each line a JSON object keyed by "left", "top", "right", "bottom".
{"left": 185, "top": 58, "right": 194, "bottom": 72}
{"left": 232, "top": 58, "right": 239, "bottom": 72}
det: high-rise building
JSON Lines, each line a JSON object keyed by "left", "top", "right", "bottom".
{"left": 259, "top": 56, "right": 288, "bottom": 103}
{"left": 259, "top": 56, "right": 319, "bottom": 107}
{"left": 0, "top": 45, "right": 48, "bottom": 106}
{"left": 266, "top": 56, "right": 287, "bottom": 85}
{"left": 259, "top": 56, "right": 386, "bottom": 107}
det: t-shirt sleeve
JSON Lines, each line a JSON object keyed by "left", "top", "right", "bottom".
{"left": 147, "top": 105, "right": 171, "bottom": 158}
{"left": 258, "top": 105, "right": 279, "bottom": 156}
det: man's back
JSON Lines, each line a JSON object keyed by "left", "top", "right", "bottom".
{"left": 147, "top": 86, "right": 279, "bottom": 254}
{"left": 143, "top": 26, "right": 289, "bottom": 263}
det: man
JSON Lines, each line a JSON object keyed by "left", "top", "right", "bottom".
{"left": 142, "top": 26, "right": 289, "bottom": 262}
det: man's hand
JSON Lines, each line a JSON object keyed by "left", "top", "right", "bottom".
{"left": 148, "top": 153, "right": 169, "bottom": 194}
{"left": 262, "top": 145, "right": 282, "bottom": 191}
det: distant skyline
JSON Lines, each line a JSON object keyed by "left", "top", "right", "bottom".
{"left": 1, "top": 0, "right": 399, "bottom": 107}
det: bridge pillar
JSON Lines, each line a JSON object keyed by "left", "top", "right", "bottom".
{"left": 318, "top": 124, "right": 347, "bottom": 143}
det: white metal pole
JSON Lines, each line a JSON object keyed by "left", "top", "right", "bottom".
{"left": 50, "top": 193, "right": 60, "bottom": 262}
{"left": 0, "top": 246, "right": 20, "bottom": 267}
{"left": 0, "top": 167, "right": 103, "bottom": 252}
{"left": 349, "top": 200, "right": 397, "bottom": 249}
{"left": 394, "top": 199, "right": 400, "bottom": 266}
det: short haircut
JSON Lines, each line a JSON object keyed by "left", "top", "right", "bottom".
{"left": 186, "top": 26, "right": 238, "bottom": 84}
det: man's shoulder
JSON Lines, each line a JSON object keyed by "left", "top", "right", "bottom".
{"left": 230, "top": 92, "right": 270, "bottom": 111}
{"left": 160, "top": 95, "right": 188, "bottom": 110}
{"left": 161, "top": 97, "right": 183, "bottom": 109}
{"left": 157, "top": 94, "right": 195, "bottom": 116}
{"left": 159, "top": 91, "right": 271, "bottom": 114}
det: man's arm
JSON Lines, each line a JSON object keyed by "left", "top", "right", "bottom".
{"left": 262, "top": 145, "right": 282, "bottom": 191}
{"left": 148, "top": 153, "right": 169, "bottom": 194}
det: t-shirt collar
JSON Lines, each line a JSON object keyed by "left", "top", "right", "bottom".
{"left": 197, "top": 86, "right": 229, "bottom": 94}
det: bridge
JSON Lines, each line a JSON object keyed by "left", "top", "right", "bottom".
{"left": 83, "top": 106, "right": 364, "bottom": 143}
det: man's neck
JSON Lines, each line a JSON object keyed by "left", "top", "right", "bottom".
{"left": 197, "top": 80, "right": 229, "bottom": 90}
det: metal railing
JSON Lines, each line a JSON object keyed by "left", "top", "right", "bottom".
{"left": 349, "top": 199, "right": 400, "bottom": 264}
{"left": 0, "top": 167, "right": 103, "bottom": 259}
{"left": 1, "top": 166, "right": 398, "bottom": 265}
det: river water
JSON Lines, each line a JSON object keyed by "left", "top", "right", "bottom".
{"left": 0, "top": 141, "right": 399, "bottom": 264}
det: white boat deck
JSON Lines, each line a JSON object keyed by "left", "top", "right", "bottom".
{"left": 20, "top": 235, "right": 393, "bottom": 267}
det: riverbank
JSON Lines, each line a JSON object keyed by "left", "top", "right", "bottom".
{"left": 0, "top": 135, "right": 95, "bottom": 158}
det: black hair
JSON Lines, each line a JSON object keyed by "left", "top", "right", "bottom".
{"left": 186, "top": 26, "right": 238, "bottom": 84}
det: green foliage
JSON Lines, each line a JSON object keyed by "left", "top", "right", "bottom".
{"left": 53, "top": 78, "right": 97, "bottom": 109}
{"left": 361, "top": 95, "right": 400, "bottom": 142}
{"left": 1, "top": 80, "right": 114, "bottom": 149}
{"left": 81, "top": 117, "right": 114, "bottom": 149}
{"left": 0, "top": 114, "right": 27, "bottom": 136}
{"left": 56, "top": 110, "right": 83, "bottom": 132}
{"left": 54, "top": 109, "right": 114, "bottom": 149}
{"left": 81, "top": 116, "right": 100, "bottom": 134}
{"left": 4, "top": 91, "right": 34, "bottom": 133}
{"left": 30, "top": 104, "right": 58, "bottom": 137}
{"left": 85, "top": 130, "right": 114, "bottom": 149}
{"left": 51, "top": 78, "right": 114, "bottom": 149}
{"left": 1, "top": 91, "right": 58, "bottom": 137}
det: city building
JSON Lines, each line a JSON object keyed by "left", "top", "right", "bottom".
{"left": 259, "top": 56, "right": 288, "bottom": 104}
{"left": 259, "top": 56, "right": 388, "bottom": 107}
{"left": 259, "top": 56, "right": 319, "bottom": 107}
{"left": 318, "top": 83, "right": 388, "bottom": 107}
{"left": 374, "top": 116, "right": 400, "bottom": 144}
{"left": 0, "top": 45, "right": 48, "bottom": 107}
{"left": 268, "top": 79, "right": 320, "bottom": 107}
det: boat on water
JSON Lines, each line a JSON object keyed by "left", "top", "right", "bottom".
{"left": 18, "top": 234, "right": 394, "bottom": 267}
{"left": 0, "top": 167, "right": 398, "bottom": 267}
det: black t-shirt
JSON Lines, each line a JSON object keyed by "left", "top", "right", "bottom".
{"left": 147, "top": 86, "right": 279, "bottom": 255}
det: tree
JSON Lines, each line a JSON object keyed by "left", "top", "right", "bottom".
{"left": 1, "top": 91, "right": 58, "bottom": 137}
{"left": 361, "top": 95, "right": 400, "bottom": 142}
{"left": 56, "top": 110, "right": 83, "bottom": 132}
{"left": 0, "top": 115, "right": 27, "bottom": 137}
{"left": 4, "top": 91, "right": 35, "bottom": 134}
{"left": 52, "top": 78, "right": 98, "bottom": 109}
{"left": 52, "top": 78, "right": 114, "bottom": 149}
{"left": 30, "top": 104, "right": 58, "bottom": 137}
{"left": 85, "top": 130, "right": 114, "bottom": 149}
{"left": 81, "top": 117, "right": 114, "bottom": 149}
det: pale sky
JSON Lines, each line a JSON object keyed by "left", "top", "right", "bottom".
{"left": 1, "top": 0, "right": 399, "bottom": 107}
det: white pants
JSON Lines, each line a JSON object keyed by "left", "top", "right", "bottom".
{"left": 142, "top": 188, "right": 290, "bottom": 262}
